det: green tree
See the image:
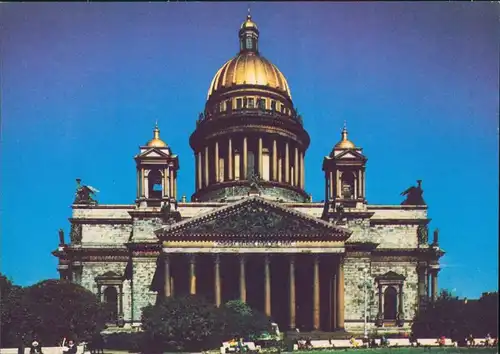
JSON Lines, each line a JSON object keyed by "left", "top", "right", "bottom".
{"left": 141, "top": 295, "right": 225, "bottom": 352}
{"left": 221, "top": 300, "right": 271, "bottom": 340}
{"left": 8, "top": 279, "right": 110, "bottom": 346}
{"left": 412, "top": 290, "right": 499, "bottom": 343}
{"left": 475, "top": 292, "right": 498, "bottom": 336}
{"left": 412, "top": 290, "right": 467, "bottom": 340}
{"left": 0, "top": 274, "right": 25, "bottom": 347}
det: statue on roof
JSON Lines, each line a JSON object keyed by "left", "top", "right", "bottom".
{"left": 58, "top": 228, "right": 65, "bottom": 245}
{"left": 401, "top": 180, "right": 426, "bottom": 205}
{"left": 161, "top": 200, "right": 181, "bottom": 224}
{"left": 73, "top": 178, "right": 99, "bottom": 205}
{"left": 432, "top": 228, "right": 439, "bottom": 246}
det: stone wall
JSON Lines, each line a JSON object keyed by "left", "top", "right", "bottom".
{"left": 81, "top": 224, "right": 132, "bottom": 244}
{"left": 343, "top": 256, "right": 418, "bottom": 334}
{"left": 131, "top": 217, "right": 164, "bottom": 241}
{"left": 371, "top": 261, "right": 419, "bottom": 322}
{"left": 343, "top": 255, "right": 374, "bottom": 324}
{"left": 80, "top": 261, "right": 127, "bottom": 295}
{"left": 371, "top": 224, "right": 419, "bottom": 249}
{"left": 72, "top": 206, "right": 134, "bottom": 219}
{"left": 130, "top": 258, "right": 158, "bottom": 322}
{"left": 369, "top": 206, "right": 427, "bottom": 220}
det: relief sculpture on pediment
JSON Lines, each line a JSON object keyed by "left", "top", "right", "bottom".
{"left": 180, "top": 204, "right": 319, "bottom": 236}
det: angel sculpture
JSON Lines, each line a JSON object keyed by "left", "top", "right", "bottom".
{"left": 73, "top": 179, "right": 99, "bottom": 205}
{"left": 401, "top": 180, "right": 426, "bottom": 205}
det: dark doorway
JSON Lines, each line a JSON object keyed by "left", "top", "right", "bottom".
{"left": 383, "top": 286, "right": 398, "bottom": 320}
{"left": 103, "top": 286, "right": 118, "bottom": 321}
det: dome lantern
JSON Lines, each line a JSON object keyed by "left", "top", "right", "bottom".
{"left": 334, "top": 122, "right": 356, "bottom": 150}
{"left": 239, "top": 9, "right": 259, "bottom": 54}
{"left": 147, "top": 122, "right": 168, "bottom": 148}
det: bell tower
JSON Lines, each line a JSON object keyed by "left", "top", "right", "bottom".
{"left": 322, "top": 124, "right": 367, "bottom": 207}
{"left": 134, "top": 124, "right": 179, "bottom": 208}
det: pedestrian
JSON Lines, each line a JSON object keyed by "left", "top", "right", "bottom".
{"left": 63, "top": 340, "right": 77, "bottom": 354}
{"left": 29, "top": 339, "right": 43, "bottom": 354}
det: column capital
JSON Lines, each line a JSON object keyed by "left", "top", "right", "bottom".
{"left": 289, "top": 255, "right": 296, "bottom": 264}
{"left": 239, "top": 254, "right": 246, "bottom": 263}
{"left": 188, "top": 253, "right": 197, "bottom": 263}
{"left": 213, "top": 253, "right": 221, "bottom": 264}
{"left": 428, "top": 264, "right": 441, "bottom": 273}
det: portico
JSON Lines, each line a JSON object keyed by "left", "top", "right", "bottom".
{"left": 156, "top": 196, "right": 351, "bottom": 331}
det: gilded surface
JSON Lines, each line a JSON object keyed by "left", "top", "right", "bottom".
{"left": 207, "top": 54, "right": 291, "bottom": 100}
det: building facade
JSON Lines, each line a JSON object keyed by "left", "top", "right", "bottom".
{"left": 53, "top": 14, "right": 444, "bottom": 334}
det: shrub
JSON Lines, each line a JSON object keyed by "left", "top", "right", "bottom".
{"left": 141, "top": 295, "right": 225, "bottom": 352}
{"left": 102, "top": 332, "right": 145, "bottom": 352}
{"left": 221, "top": 300, "right": 271, "bottom": 340}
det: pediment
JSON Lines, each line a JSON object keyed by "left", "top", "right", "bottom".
{"left": 136, "top": 148, "right": 170, "bottom": 159}
{"left": 157, "top": 196, "right": 351, "bottom": 241}
{"left": 334, "top": 149, "right": 365, "bottom": 160}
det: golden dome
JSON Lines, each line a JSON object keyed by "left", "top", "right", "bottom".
{"left": 207, "top": 54, "right": 292, "bottom": 100}
{"left": 146, "top": 124, "right": 168, "bottom": 148}
{"left": 241, "top": 14, "right": 258, "bottom": 30}
{"left": 335, "top": 125, "right": 356, "bottom": 149}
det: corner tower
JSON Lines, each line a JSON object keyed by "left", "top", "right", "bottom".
{"left": 322, "top": 125, "right": 367, "bottom": 207}
{"left": 135, "top": 124, "right": 179, "bottom": 207}
{"left": 190, "top": 13, "right": 310, "bottom": 202}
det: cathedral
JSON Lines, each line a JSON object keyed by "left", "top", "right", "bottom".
{"left": 53, "top": 13, "right": 444, "bottom": 334}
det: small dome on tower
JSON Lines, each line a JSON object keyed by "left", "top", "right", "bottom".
{"left": 334, "top": 124, "right": 356, "bottom": 150}
{"left": 146, "top": 123, "right": 168, "bottom": 148}
{"left": 241, "top": 13, "right": 258, "bottom": 30}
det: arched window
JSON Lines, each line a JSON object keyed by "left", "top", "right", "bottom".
{"left": 341, "top": 171, "right": 355, "bottom": 199}
{"left": 384, "top": 286, "right": 398, "bottom": 320}
{"left": 148, "top": 169, "right": 163, "bottom": 199}
{"left": 103, "top": 286, "right": 118, "bottom": 321}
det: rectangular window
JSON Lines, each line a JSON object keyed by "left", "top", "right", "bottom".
{"left": 258, "top": 98, "right": 266, "bottom": 110}
{"left": 248, "top": 98, "right": 254, "bottom": 108}
{"left": 236, "top": 98, "right": 243, "bottom": 109}
{"left": 243, "top": 97, "right": 248, "bottom": 108}
{"left": 271, "top": 100, "right": 276, "bottom": 111}
{"left": 227, "top": 99, "right": 232, "bottom": 112}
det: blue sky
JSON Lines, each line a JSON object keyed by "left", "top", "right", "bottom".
{"left": 1, "top": 2, "right": 498, "bottom": 298}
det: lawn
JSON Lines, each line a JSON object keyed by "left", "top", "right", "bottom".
{"left": 296, "top": 348, "right": 497, "bottom": 354}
